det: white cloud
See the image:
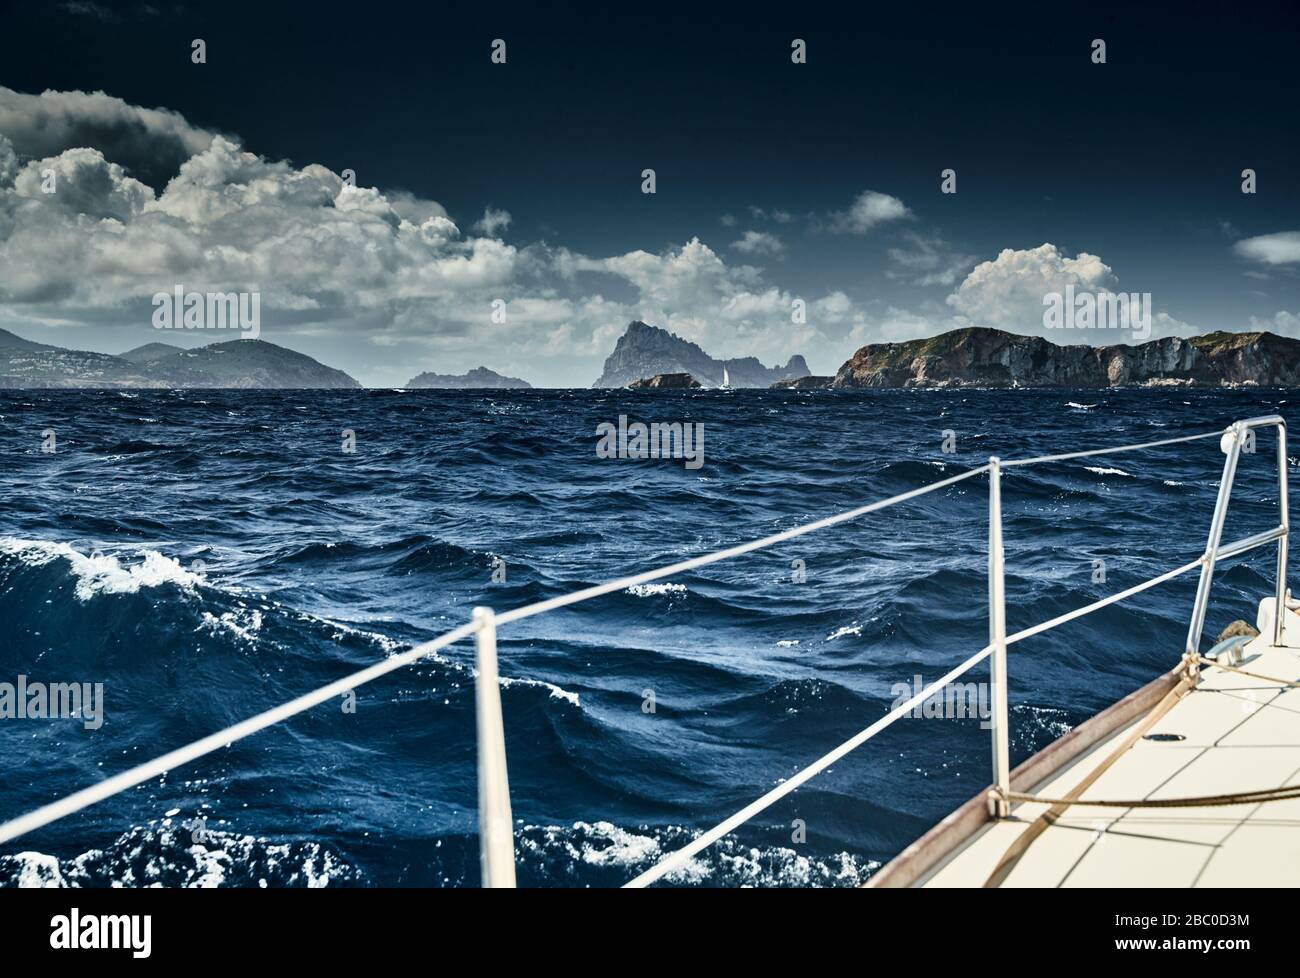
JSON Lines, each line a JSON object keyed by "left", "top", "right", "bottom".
{"left": 946, "top": 243, "right": 1116, "bottom": 330}
{"left": 13, "top": 147, "right": 152, "bottom": 221}
{"left": 1248, "top": 310, "right": 1300, "bottom": 337}
{"left": 0, "top": 86, "right": 216, "bottom": 186}
{"left": 828, "top": 190, "right": 911, "bottom": 234}
{"left": 0, "top": 89, "right": 868, "bottom": 384}
{"left": 887, "top": 231, "right": 974, "bottom": 287}
{"left": 473, "top": 206, "right": 512, "bottom": 236}
{"left": 730, "top": 230, "right": 784, "bottom": 256}
{"left": 1234, "top": 231, "right": 1300, "bottom": 266}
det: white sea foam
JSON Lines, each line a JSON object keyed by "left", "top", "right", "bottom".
{"left": 301, "top": 613, "right": 408, "bottom": 656}
{"left": 826, "top": 624, "right": 862, "bottom": 641}
{"left": 1083, "top": 466, "right": 1130, "bottom": 477}
{"left": 497, "top": 675, "right": 581, "bottom": 707}
{"left": 516, "top": 821, "right": 879, "bottom": 887}
{"left": 199, "top": 608, "right": 263, "bottom": 642}
{"left": 0, "top": 823, "right": 360, "bottom": 888}
{"left": 625, "top": 582, "right": 687, "bottom": 597}
{"left": 8, "top": 851, "right": 62, "bottom": 888}
{"left": 0, "top": 538, "right": 205, "bottom": 600}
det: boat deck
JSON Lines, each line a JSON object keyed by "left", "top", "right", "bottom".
{"left": 916, "top": 602, "right": 1300, "bottom": 887}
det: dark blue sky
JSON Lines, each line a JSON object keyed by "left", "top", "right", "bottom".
{"left": 0, "top": 0, "right": 1297, "bottom": 385}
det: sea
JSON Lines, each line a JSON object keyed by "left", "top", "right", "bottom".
{"left": 0, "top": 387, "right": 1293, "bottom": 887}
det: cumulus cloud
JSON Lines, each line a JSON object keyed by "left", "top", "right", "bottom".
{"left": 1234, "top": 231, "right": 1300, "bottom": 266}
{"left": 730, "top": 230, "right": 784, "bottom": 257}
{"left": 0, "top": 130, "right": 518, "bottom": 323}
{"left": 473, "top": 206, "right": 512, "bottom": 236}
{"left": 943, "top": 243, "right": 1203, "bottom": 340}
{"left": 828, "top": 190, "right": 911, "bottom": 234}
{"left": 13, "top": 147, "right": 152, "bottom": 221}
{"left": 0, "top": 90, "right": 869, "bottom": 383}
{"left": 946, "top": 243, "right": 1116, "bottom": 330}
{"left": 0, "top": 86, "right": 217, "bottom": 187}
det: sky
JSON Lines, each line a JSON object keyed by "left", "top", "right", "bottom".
{"left": 0, "top": 0, "right": 1297, "bottom": 387}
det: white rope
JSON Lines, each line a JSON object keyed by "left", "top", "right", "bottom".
{"left": 1000, "top": 428, "right": 1224, "bottom": 468}
{"left": 495, "top": 464, "right": 990, "bottom": 625}
{"left": 624, "top": 644, "right": 995, "bottom": 888}
{"left": 0, "top": 422, "right": 1238, "bottom": 855}
{"left": 0, "top": 621, "right": 478, "bottom": 846}
{"left": 0, "top": 463, "right": 989, "bottom": 846}
{"left": 623, "top": 552, "right": 1215, "bottom": 886}
{"left": 1004, "top": 557, "right": 1204, "bottom": 647}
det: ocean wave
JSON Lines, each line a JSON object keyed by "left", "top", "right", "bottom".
{"left": 0, "top": 820, "right": 362, "bottom": 888}
{"left": 0, "top": 538, "right": 205, "bottom": 600}
{"left": 498, "top": 675, "right": 581, "bottom": 707}
{"left": 515, "top": 820, "right": 878, "bottom": 887}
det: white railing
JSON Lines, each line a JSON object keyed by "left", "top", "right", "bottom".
{"left": 0, "top": 417, "right": 1289, "bottom": 889}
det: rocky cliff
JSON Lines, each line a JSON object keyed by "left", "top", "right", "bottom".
{"left": 594, "top": 320, "right": 810, "bottom": 388}
{"left": 832, "top": 328, "right": 1300, "bottom": 388}
{"left": 628, "top": 372, "right": 701, "bottom": 389}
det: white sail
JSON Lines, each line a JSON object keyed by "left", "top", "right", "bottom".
{"left": 721, "top": 365, "right": 730, "bottom": 388}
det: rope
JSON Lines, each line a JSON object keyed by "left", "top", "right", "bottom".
{"left": 982, "top": 675, "right": 1193, "bottom": 887}
{"left": 983, "top": 651, "right": 1299, "bottom": 884}
{"left": 1000, "top": 429, "right": 1225, "bottom": 468}
{"left": 624, "top": 643, "right": 995, "bottom": 888}
{"left": 1196, "top": 654, "right": 1300, "bottom": 688}
{"left": 1003, "top": 785, "right": 1300, "bottom": 809}
{"left": 0, "top": 419, "right": 1258, "bottom": 866}
{"left": 0, "top": 620, "right": 479, "bottom": 846}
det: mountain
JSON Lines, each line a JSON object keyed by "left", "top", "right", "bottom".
{"left": 140, "top": 339, "right": 360, "bottom": 388}
{"left": 832, "top": 327, "right": 1300, "bottom": 388}
{"left": 593, "top": 321, "right": 810, "bottom": 388}
{"left": 0, "top": 328, "right": 145, "bottom": 387}
{"left": 405, "top": 366, "right": 531, "bottom": 389}
{"left": 120, "top": 342, "right": 186, "bottom": 363}
{"left": 0, "top": 328, "right": 360, "bottom": 388}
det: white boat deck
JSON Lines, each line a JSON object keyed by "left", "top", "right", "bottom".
{"left": 918, "top": 602, "right": 1300, "bottom": 887}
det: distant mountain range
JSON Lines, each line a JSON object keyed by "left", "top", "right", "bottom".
{"left": 828, "top": 327, "right": 1300, "bottom": 388}
{"left": 0, "top": 329, "right": 359, "bottom": 388}
{"left": 405, "top": 366, "right": 531, "bottom": 389}
{"left": 4, "top": 322, "right": 1297, "bottom": 390}
{"left": 593, "top": 320, "right": 810, "bottom": 388}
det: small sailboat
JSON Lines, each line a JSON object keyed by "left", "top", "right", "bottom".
{"left": 720, "top": 365, "right": 731, "bottom": 389}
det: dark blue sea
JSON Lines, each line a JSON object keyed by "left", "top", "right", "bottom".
{"left": 0, "top": 388, "right": 1293, "bottom": 887}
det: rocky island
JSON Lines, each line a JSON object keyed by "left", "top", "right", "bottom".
{"left": 404, "top": 366, "right": 532, "bottom": 389}
{"left": 594, "top": 320, "right": 810, "bottom": 388}
{"left": 0, "top": 328, "right": 360, "bottom": 388}
{"left": 825, "top": 327, "right": 1300, "bottom": 388}
{"left": 628, "top": 372, "right": 702, "bottom": 389}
